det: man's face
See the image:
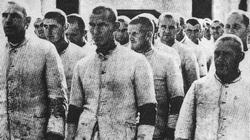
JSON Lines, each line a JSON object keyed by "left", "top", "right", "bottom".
{"left": 158, "top": 17, "right": 177, "bottom": 46}
{"left": 225, "top": 13, "right": 248, "bottom": 43}
{"left": 34, "top": 18, "right": 45, "bottom": 39}
{"left": 114, "top": 21, "right": 129, "bottom": 45}
{"left": 89, "top": 12, "right": 115, "bottom": 47}
{"left": 204, "top": 24, "right": 211, "bottom": 40}
{"left": 185, "top": 23, "right": 201, "bottom": 44}
{"left": 211, "top": 22, "right": 224, "bottom": 41}
{"left": 214, "top": 41, "right": 240, "bottom": 76}
{"left": 128, "top": 24, "right": 147, "bottom": 52}
{"left": 43, "top": 18, "right": 64, "bottom": 43}
{"left": 2, "top": 3, "right": 27, "bottom": 37}
{"left": 66, "top": 22, "right": 84, "bottom": 46}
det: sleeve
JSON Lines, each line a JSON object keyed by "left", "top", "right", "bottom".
{"left": 134, "top": 56, "right": 157, "bottom": 139}
{"left": 164, "top": 56, "right": 184, "bottom": 138}
{"left": 175, "top": 82, "right": 197, "bottom": 140}
{"left": 66, "top": 62, "right": 85, "bottom": 140}
{"left": 183, "top": 50, "right": 200, "bottom": 93}
{"left": 197, "top": 48, "right": 208, "bottom": 77}
{"left": 134, "top": 56, "right": 157, "bottom": 106}
{"left": 45, "top": 44, "right": 68, "bottom": 138}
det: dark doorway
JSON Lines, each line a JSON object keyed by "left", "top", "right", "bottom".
{"left": 192, "top": 0, "right": 212, "bottom": 19}
{"left": 56, "top": 0, "right": 79, "bottom": 15}
{"left": 239, "top": 0, "right": 247, "bottom": 11}
{"left": 117, "top": 9, "right": 161, "bottom": 19}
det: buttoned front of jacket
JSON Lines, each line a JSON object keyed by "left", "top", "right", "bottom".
{"left": 0, "top": 37, "right": 67, "bottom": 140}
{"left": 175, "top": 74, "right": 250, "bottom": 140}
{"left": 144, "top": 49, "right": 184, "bottom": 139}
{"left": 60, "top": 42, "right": 86, "bottom": 99}
{"left": 172, "top": 41, "right": 199, "bottom": 93}
{"left": 70, "top": 46, "right": 156, "bottom": 140}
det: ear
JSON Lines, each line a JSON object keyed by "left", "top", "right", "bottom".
{"left": 236, "top": 52, "right": 245, "bottom": 63}
{"left": 64, "top": 23, "right": 69, "bottom": 31}
{"left": 114, "top": 21, "right": 120, "bottom": 31}
{"left": 25, "top": 16, "right": 31, "bottom": 29}
{"left": 146, "top": 31, "right": 153, "bottom": 41}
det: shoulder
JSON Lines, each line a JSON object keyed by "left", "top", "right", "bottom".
{"left": 27, "top": 37, "right": 57, "bottom": 55}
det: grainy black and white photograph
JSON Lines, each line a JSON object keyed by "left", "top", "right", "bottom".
{"left": 0, "top": 0, "right": 249, "bottom": 139}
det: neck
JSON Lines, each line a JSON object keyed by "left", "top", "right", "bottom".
{"left": 7, "top": 31, "right": 25, "bottom": 44}
{"left": 78, "top": 40, "right": 86, "bottom": 47}
{"left": 216, "top": 69, "right": 241, "bottom": 84}
{"left": 96, "top": 39, "right": 117, "bottom": 55}
{"left": 137, "top": 41, "right": 152, "bottom": 54}
{"left": 166, "top": 39, "right": 175, "bottom": 47}
{"left": 54, "top": 37, "right": 68, "bottom": 54}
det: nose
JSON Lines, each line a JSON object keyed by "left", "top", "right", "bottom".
{"left": 5, "top": 14, "right": 12, "bottom": 25}
{"left": 93, "top": 26, "right": 100, "bottom": 35}
{"left": 226, "top": 27, "right": 234, "bottom": 34}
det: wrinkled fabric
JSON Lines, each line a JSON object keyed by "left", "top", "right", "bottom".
{"left": 60, "top": 42, "right": 85, "bottom": 99}
{"left": 68, "top": 46, "right": 156, "bottom": 140}
{"left": 182, "top": 37, "right": 208, "bottom": 77}
{"left": 172, "top": 41, "right": 200, "bottom": 93}
{"left": 143, "top": 49, "right": 184, "bottom": 139}
{"left": 175, "top": 74, "right": 250, "bottom": 140}
{"left": 154, "top": 39, "right": 181, "bottom": 66}
{"left": 0, "top": 37, "right": 67, "bottom": 140}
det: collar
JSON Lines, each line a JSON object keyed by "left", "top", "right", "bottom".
{"left": 7, "top": 38, "right": 28, "bottom": 50}
{"left": 97, "top": 45, "right": 118, "bottom": 61}
{"left": 143, "top": 48, "right": 154, "bottom": 57}
{"left": 214, "top": 73, "right": 242, "bottom": 86}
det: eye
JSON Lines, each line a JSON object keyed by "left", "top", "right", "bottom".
{"left": 169, "top": 26, "right": 175, "bottom": 30}
{"left": 2, "top": 13, "right": 8, "bottom": 18}
{"left": 225, "top": 24, "right": 230, "bottom": 29}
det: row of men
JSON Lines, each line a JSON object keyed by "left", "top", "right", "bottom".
{"left": 0, "top": 0, "right": 250, "bottom": 140}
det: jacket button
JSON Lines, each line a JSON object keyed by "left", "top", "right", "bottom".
{"left": 101, "top": 70, "right": 106, "bottom": 74}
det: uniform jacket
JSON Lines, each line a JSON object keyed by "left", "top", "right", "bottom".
{"left": 182, "top": 37, "right": 207, "bottom": 77}
{"left": 60, "top": 42, "right": 85, "bottom": 99}
{"left": 154, "top": 39, "right": 181, "bottom": 66}
{"left": 175, "top": 74, "right": 250, "bottom": 140}
{"left": 0, "top": 37, "right": 67, "bottom": 140}
{"left": 172, "top": 41, "right": 200, "bottom": 93}
{"left": 144, "top": 49, "right": 184, "bottom": 139}
{"left": 69, "top": 45, "right": 157, "bottom": 140}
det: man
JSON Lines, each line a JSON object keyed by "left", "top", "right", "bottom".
{"left": 0, "top": 1, "right": 67, "bottom": 139}
{"left": 176, "top": 15, "right": 186, "bottom": 42}
{"left": 175, "top": 34, "right": 250, "bottom": 140}
{"left": 66, "top": 5, "right": 157, "bottom": 140}
{"left": 211, "top": 20, "right": 224, "bottom": 42}
{"left": 158, "top": 12, "right": 199, "bottom": 93}
{"left": 184, "top": 18, "right": 208, "bottom": 77}
{"left": 66, "top": 14, "right": 87, "bottom": 47}
{"left": 129, "top": 16, "right": 184, "bottom": 140}
{"left": 43, "top": 10, "right": 85, "bottom": 98}
{"left": 114, "top": 15, "right": 130, "bottom": 47}
{"left": 209, "top": 10, "right": 250, "bottom": 74}
{"left": 34, "top": 17, "right": 46, "bottom": 39}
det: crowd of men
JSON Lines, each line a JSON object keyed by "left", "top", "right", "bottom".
{"left": 0, "top": 0, "right": 250, "bottom": 140}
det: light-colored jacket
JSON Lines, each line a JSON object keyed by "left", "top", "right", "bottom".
{"left": 60, "top": 42, "right": 86, "bottom": 99}
{"left": 69, "top": 46, "right": 157, "bottom": 140}
{"left": 182, "top": 37, "right": 207, "bottom": 77}
{"left": 0, "top": 37, "right": 67, "bottom": 140}
{"left": 144, "top": 49, "right": 184, "bottom": 139}
{"left": 175, "top": 74, "right": 250, "bottom": 140}
{"left": 172, "top": 41, "right": 200, "bottom": 93}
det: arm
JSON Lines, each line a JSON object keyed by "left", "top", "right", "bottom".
{"left": 134, "top": 56, "right": 157, "bottom": 140}
{"left": 184, "top": 51, "right": 199, "bottom": 93}
{"left": 45, "top": 45, "right": 68, "bottom": 140}
{"left": 175, "top": 82, "right": 197, "bottom": 140}
{"left": 165, "top": 57, "right": 185, "bottom": 139}
{"left": 66, "top": 62, "right": 84, "bottom": 140}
